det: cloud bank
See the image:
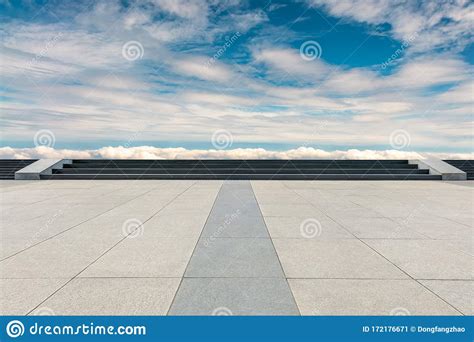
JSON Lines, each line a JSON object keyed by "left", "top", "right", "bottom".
{"left": 1, "top": 146, "right": 472, "bottom": 160}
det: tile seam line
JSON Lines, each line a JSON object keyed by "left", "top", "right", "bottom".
{"left": 166, "top": 180, "right": 223, "bottom": 315}
{"left": 6, "top": 180, "right": 158, "bottom": 229}
{"left": 343, "top": 195, "right": 434, "bottom": 240}
{"left": 281, "top": 182, "right": 466, "bottom": 316}
{"left": 25, "top": 181, "right": 198, "bottom": 316}
{"left": 4, "top": 277, "right": 472, "bottom": 281}
{"left": 178, "top": 182, "right": 266, "bottom": 276}
{"left": 169, "top": 181, "right": 293, "bottom": 314}
{"left": 0, "top": 180, "right": 167, "bottom": 262}
{"left": 250, "top": 180, "right": 301, "bottom": 316}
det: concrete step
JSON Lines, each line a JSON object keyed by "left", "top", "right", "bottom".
{"left": 42, "top": 173, "right": 441, "bottom": 180}
{"left": 54, "top": 168, "right": 430, "bottom": 175}
{"left": 0, "top": 159, "right": 37, "bottom": 180}
{"left": 444, "top": 160, "right": 474, "bottom": 179}
{"left": 68, "top": 159, "right": 413, "bottom": 166}
{"left": 41, "top": 159, "right": 439, "bottom": 180}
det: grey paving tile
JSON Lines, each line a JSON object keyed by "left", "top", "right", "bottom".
{"left": 80, "top": 237, "right": 198, "bottom": 277}
{"left": 394, "top": 216, "right": 473, "bottom": 240}
{"left": 141, "top": 214, "right": 209, "bottom": 238}
{"left": 161, "top": 199, "right": 215, "bottom": 212}
{"left": 40, "top": 278, "right": 181, "bottom": 315}
{"left": 364, "top": 239, "right": 473, "bottom": 280}
{"left": 253, "top": 193, "right": 303, "bottom": 204}
{"left": 324, "top": 207, "right": 384, "bottom": 219}
{"left": 1, "top": 206, "right": 112, "bottom": 240}
{"left": 337, "top": 217, "right": 428, "bottom": 239}
{"left": 273, "top": 239, "right": 407, "bottom": 279}
{"left": 168, "top": 278, "right": 299, "bottom": 315}
{"left": 288, "top": 279, "right": 461, "bottom": 315}
{"left": 211, "top": 205, "right": 261, "bottom": 220}
{"left": 0, "top": 235, "right": 113, "bottom": 279}
{"left": 259, "top": 204, "right": 322, "bottom": 217}
{"left": 264, "top": 216, "right": 353, "bottom": 239}
{"left": 0, "top": 238, "right": 44, "bottom": 259}
{"left": 185, "top": 238, "right": 284, "bottom": 278}
{"left": 201, "top": 213, "right": 269, "bottom": 238}
{"left": 0, "top": 278, "right": 68, "bottom": 315}
{"left": 447, "top": 240, "right": 474, "bottom": 257}
{"left": 420, "top": 280, "right": 473, "bottom": 315}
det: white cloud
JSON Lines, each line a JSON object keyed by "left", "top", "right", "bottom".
{"left": 230, "top": 10, "right": 268, "bottom": 32}
{"left": 2, "top": 145, "right": 472, "bottom": 160}
{"left": 437, "top": 81, "right": 474, "bottom": 104}
{"left": 1, "top": 0, "right": 472, "bottom": 153}
{"left": 152, "top": 0, "right": 210, "bottom": 20}
{"left": 2, "top": 24, "right": 123, "bottom": 69}
{"left": 170, "top": 56, "right": 234, "bottom": 82}
{"left": 254, "top": 47, "right": 328, "bottom": 79}
{"left": 309, "top": 0, "right": 474, "bottom": 53}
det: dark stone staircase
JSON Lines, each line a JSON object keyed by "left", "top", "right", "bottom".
{"left": 444, "top": 160, "right": 474, "bottom": 180}
{"left": 0, "top": 159, "right": 37, "bottom": 179}
{"left": 42, "top": 159, "right": 441, "bottom": 180}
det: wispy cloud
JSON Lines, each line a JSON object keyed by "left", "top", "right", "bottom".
{"left": 308, "top": 0, "right": 474, "bottom": 53}
{"left": 0, "top": 0, "right": 472, "bottom": 153}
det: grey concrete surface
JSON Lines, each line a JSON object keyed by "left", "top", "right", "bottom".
{"left": 172, "top": 181, "right": 295, "bottom": 315}
{"left": 288, "top": 279, "right": 461, "bottom": 315}
{"left": 168, "top": 278, "right": 299, "bottom": 315}
{"left": 1, "top": 179, "right": 472, "bottom": 315}
{"left": 410, "top": 157, "right": 467, "bottom": 180}
{"left": 15, "top": 159, "right": 72, "bottom": 180}
{"left": 39, "top": 278, "right": 181, "bottom": 315}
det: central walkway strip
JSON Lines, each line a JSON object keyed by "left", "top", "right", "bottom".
{"left": 169, "top": 181, "right": 299, "bottom": 315}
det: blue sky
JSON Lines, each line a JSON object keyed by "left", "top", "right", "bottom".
{"left": 0, "top": 0, "right": 473, "bottom": 157}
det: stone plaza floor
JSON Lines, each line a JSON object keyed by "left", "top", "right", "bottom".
{"left": 0, "top": 180, "right": 472, "bottom": 315}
